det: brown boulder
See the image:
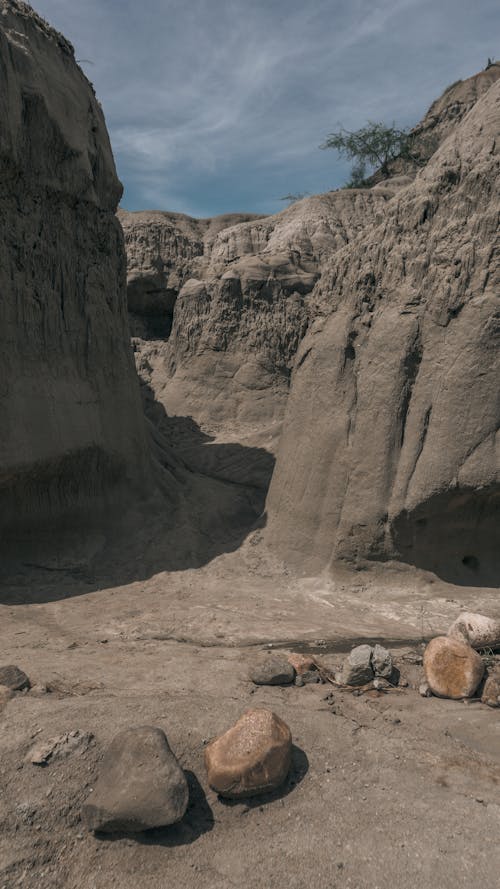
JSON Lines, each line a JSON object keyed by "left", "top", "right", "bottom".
{"left": 481, "top": 674, "right": 500, "bottom": 708}
{"left": 424, "top": 637, "right": 484, "bottom": 699}
{"left": 286, "top": 653, "right": 319, "bottom": 675}
{"left": 204, "top": 708, "right": 292, "bottom": 798}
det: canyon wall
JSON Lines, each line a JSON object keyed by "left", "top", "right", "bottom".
{"left": 0, "top": 0, "right": 150, "bottom": 547}
{"left": 266, "top": 78, "right": 500, "bottom": 584}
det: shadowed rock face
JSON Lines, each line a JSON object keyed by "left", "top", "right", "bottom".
{"left": 266, "top": 78, "right": 500, "bottom": 584}
{"left": 0, "top": 1, "right": 150, "bottom": 545}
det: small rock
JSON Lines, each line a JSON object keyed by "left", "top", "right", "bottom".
{"left": 29, "top": 730, "right": 94, "bottom": 765}
{"left": 0, "top": 666, "right": 30, "bottom": 691}
{"left": 294, "top": 676, "right": 305, "bottom": 687}
{"left": 249, "top": 653, "right": 295, "bottom": 686}
{"left": 399, "top": 679, "right": 409, "bottom": 688}
{"left": 424, "top": 636, "right": 484, "bottom": 699}
{"left": 481, "top": 674, "right": 500, "bottom": 708}
{"left": 373, "top": 677, "right": 391, "bottom": 690}
{"left": 372, "top": 644, "right": 393, "bottom": 679}
{"left": 301, "top": 670, "right": 320, "bottom": 684}
{"left": 30, "top": 683, "right": 49, "bottom": 697}
{"left": 448, "top": 613, "right": 500, "bottom": 650}
{"left": 287, "top": 654, "right": 318, "bottom": 675}
{"left": 341, "top": 645, "right": 374, "bottom": 686}
{"left": 419, "top": 682, "right": 432, "bottom": 697}
{"left": 82, "top": 726, "right": 188, "bottom": 833}
{"left": 204, "top": 708, "right": 292, "bottom": 799}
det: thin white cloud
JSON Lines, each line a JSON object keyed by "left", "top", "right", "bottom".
{"left": 30, "top": 0, "right": 500, "bottom": 215}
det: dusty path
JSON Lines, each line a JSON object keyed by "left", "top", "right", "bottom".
{"left": 1, "top": 557, "right": 499, "bottom": 889}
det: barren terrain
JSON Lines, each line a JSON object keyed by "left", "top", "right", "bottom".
{"left": 1, "top": 553, "right": 500, "bottom": 889}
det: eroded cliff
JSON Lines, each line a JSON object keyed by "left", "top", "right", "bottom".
{"left": 0, "top": 0, "right": 151, "bottom": 550}
{"left": 267, "top": 77, "right": 500, "bottom": 584}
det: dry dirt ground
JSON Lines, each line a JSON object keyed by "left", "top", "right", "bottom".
{"left": 1, "top": 548, "right": 499, "bottom": 889}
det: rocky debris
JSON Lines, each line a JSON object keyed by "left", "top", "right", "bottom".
{"left": 424, "top": 637, "right": 485, "bottom": 699}
{"left": 266, "top": 77, "right": 500, "bottom": 582}
{"left": 29, "top": 730, "right": 94, "bottom": 765}
{"left": 0, "top": 665, "right": 30, "bottom": 691}
{"left": 419, "top": 682, "right": 432, "bottom": 697}
{"left": 204, "top": 708, "right": 292, "bottom": 799}
{"left": 481, "top": 674, "right": 500, "bottom": 708}
{"left": 447, "top": 613, "right": 500, "bottom": 650}
{"left": 341, "top": 645, "right": 374, "bottom": 686}
{"left": 82, "top": 726, "right": 188, "bottom": 833}
{"left": 0, "top": 0, "right": 151, "bottom": 554}
{"left": 373, "top": 678, "right": 391, "bottom": 691}
{"left": 339, "top": 644, "right": 395, "bottom": 687}
{"left": 372, "top": 645, "right": 393, "bottom": 679}
{"left": 249, "top": 653, "right": 295, "bottom": 686}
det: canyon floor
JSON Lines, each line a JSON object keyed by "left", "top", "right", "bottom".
{"left": 1, "top": 548, "right": 499, "bottom": 889}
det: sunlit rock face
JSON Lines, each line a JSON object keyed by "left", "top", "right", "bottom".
{"left": 266, "top": 78, "right": 500, "bottom": 585}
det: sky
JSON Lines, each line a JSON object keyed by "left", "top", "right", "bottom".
{"left": 31, "top": 0, "right": 499, "bottom": 218}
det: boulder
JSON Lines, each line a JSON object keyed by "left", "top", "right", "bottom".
{"left": 481, "top": 674, "right": 500, "bottom": 708}
{"left": 423, "top": 636, "right": 484, "bottom": 699}
{"left": 82, "top": 726, "right": 188, "bottom": 833}
{"left": 249, "top": 654, "right": 295, "bottom": 686}
{"left": 372, "top": 644, "right": 393, "bottom": 679}
{"left": 341, "top": 645, "right": 374, "bottom": 686}
{"left": 448, "top": 613, "right": 500, "bottom": 650}
{"left": 204, "top": 708, "right": 292, "bottom": 798}
{"left": 0, "top": 665, "right": 30, "bottom": 691}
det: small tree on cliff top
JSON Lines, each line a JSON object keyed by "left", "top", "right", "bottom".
{"left": 320, "top": 121, "right": 411, "bottom": 180}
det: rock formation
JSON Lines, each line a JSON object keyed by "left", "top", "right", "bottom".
{"left": 118, "top": 65, "right": 499, "bottom": 585}
{"left": 122, "top": 191, "right": 388, "bottom": 441}
{"left": 0, "top": 1, "right": 150, "bottom": 554}
{"left": 266, "top": 77, "right": 500, "bottom": 584}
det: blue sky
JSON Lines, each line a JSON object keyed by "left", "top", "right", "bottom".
{"left": 31, "top": 0, "right": 499, "bottom": 217}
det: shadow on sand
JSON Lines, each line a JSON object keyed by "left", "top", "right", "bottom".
{"left": 0, "top": 382, "right": 276, "bottom": 604}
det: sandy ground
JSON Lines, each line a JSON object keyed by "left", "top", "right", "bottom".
{"left": 1, "top": 548, "right": 499, "bottom": 889}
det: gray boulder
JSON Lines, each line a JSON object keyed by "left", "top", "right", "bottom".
{"left": 82, "top": 726, "right": 188, "bottom": 833}
{"left": 0, "top": 665, "right": 30, "bottom": 691}
{"left": 342, "top": 645, "right": 374, "bottom": 686}
{"left": 249, "top": 654, "right": 296, "bottom": 685}
{"left": 372, "top": 645, "right": 393, "bottom": 679}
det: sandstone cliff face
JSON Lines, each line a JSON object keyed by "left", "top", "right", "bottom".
{"left": 0, "top": 1, "right": 150, "bottom": 546}
{"left": 266, "top": 78, "right": 500, "bottom": 584}
{"left": 123, "top": 192, "right": 388, "bottom": 435}
{"left": 118, "top": 209, "right": 263, "bottom": 339}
